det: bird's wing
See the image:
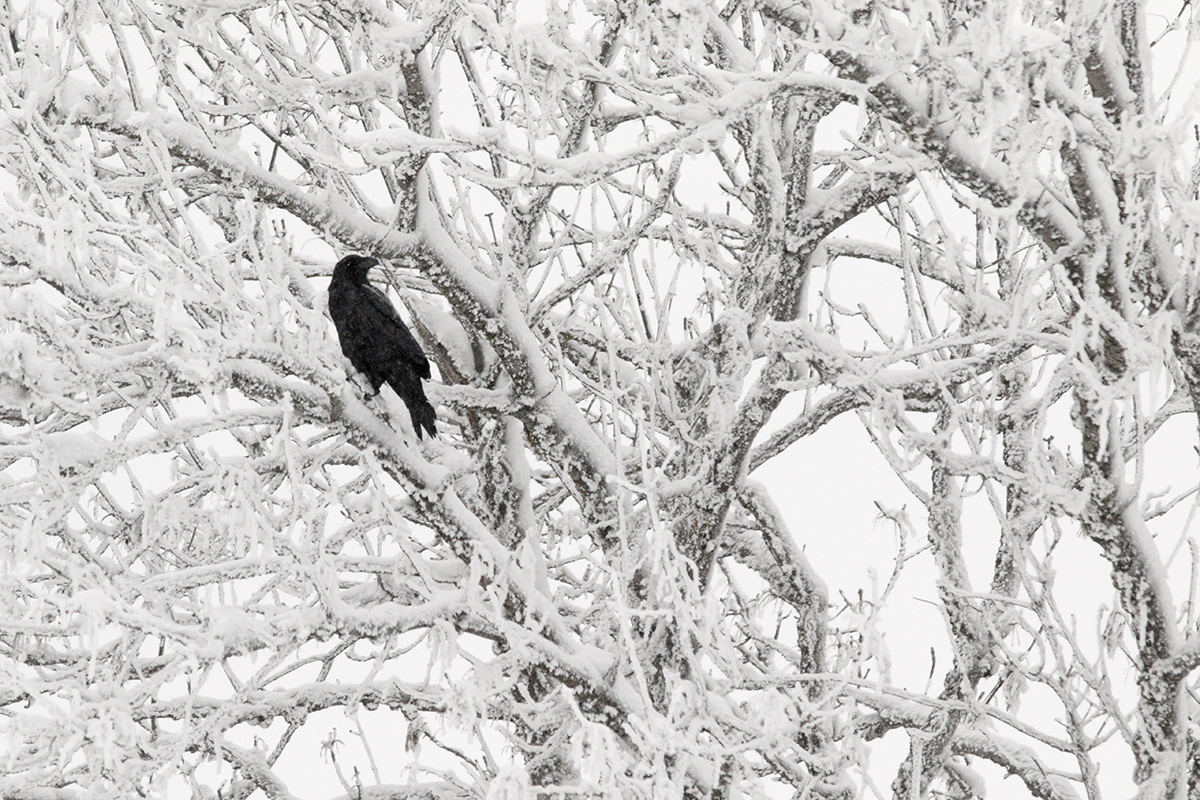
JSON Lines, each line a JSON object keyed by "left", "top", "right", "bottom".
{"left": 359, "top": 281, "right": 406, "bottom": 327}
{"left": 360, "top": 282, "right": 432, "bottom": 379}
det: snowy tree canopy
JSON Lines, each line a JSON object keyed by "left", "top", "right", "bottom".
{"left": 1, "top": 0, "right": 1199, "bottom": 798}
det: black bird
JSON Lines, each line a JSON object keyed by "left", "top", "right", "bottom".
{"left": 328, "top": 255, "right": 437, "bottom": 439}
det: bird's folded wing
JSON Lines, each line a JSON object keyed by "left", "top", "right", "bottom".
{"left": 360, "top": 283, "right": 432, "bottom": 379}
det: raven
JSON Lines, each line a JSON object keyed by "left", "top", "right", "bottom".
{"left": 328, "top": 254, "right": 437, "bottom": 439}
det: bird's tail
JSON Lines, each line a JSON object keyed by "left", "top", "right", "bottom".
{"left": 388, "top": 369, "right": 438, "bottom": 440}
{"left": 411, "top": 395, "right": 437, "bottom": 440}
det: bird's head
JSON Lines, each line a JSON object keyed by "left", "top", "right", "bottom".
{"left": 333, "top": 254, "right": 380, "bottom": 283}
